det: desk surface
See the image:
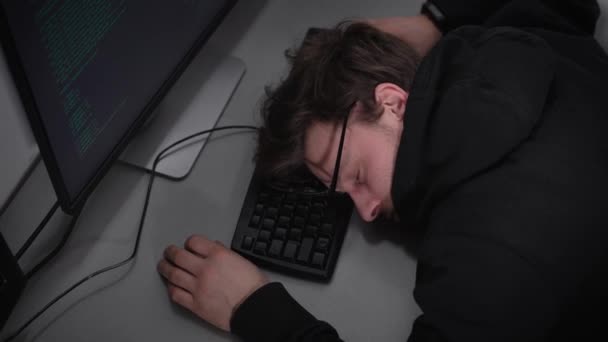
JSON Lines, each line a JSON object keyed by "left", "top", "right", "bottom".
{"left": 0, "top": 1, "right": 424, "bottom": 341}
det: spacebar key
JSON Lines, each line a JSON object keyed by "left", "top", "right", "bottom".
{"left": 296, "top": 237, "right": 314, "bottom": 263}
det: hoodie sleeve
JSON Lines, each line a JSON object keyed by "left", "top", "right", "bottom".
{"left": 408, "top": 234, "right": 559, "bottom": 342}
{"left": 230, "top": 282, "right": 344, "bottom": 342}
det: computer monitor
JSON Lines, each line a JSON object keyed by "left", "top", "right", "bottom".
{"left": 0, "top": 0, "right": 238, "bottom": 214}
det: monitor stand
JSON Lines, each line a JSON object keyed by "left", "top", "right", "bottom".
{"left": 119, "top": 48, "right": 246, "bottom": 180}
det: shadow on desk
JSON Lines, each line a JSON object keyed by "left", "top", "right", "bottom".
{"left": 359, "top": 216, "right": 423, "bottom": 260}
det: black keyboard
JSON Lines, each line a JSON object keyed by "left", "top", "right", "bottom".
{"left": 231, "top": 167, "right": 353, "bottom": 281}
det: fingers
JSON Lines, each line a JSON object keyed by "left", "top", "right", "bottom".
{"left": 157, "top": 259, "right": 197, "bottom": 292}
{"left": 185, "top": 235, "right": 224, "bottom": 257}
{"left": 167, "top": 283, "right": 194, "bottom": 311}
{"left": 164, "top": 245, "right": 203, "bottom": 275}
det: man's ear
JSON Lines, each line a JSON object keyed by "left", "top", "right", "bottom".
{"left": 374, "top": 83, "right": 408, "bottom": 121}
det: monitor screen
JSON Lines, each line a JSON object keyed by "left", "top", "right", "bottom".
{"left": 0, "top": 0, "right": 236, "bottom": 213}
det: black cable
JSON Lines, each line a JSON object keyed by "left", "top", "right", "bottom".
{"left": 2, "top": 125, "right": 257, "bottom": 342}
{"left": 15, "top": 201, "right": 60, "bottom": 261}
{"left": 24, "top": 211, "right": 82, "bottom": 281}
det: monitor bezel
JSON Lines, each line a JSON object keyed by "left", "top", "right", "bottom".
{"left": 0, "top": 0, "right": 237, "bottom": 214}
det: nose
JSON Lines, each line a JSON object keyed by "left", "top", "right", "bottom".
{"left": 350, "top": 192, "right": 381, "bottom": 222}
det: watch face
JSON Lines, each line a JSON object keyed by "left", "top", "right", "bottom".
{"left": 422, "top": 1, "right": 446, "bottom": 32}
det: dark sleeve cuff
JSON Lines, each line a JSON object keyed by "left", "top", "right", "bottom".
{"left": 230, "top": 282, "right": 318, "bottom": 342}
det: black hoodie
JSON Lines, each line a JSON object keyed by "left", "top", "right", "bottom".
{"left": 231, "top": 1, "right": 608, "bottom": 341}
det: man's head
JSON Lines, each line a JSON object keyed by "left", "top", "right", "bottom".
{"left": 256, "top": 22, "right": 419, "bottom": 221}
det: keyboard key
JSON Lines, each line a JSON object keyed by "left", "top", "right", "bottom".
{"left": 309, "top": 214, "right": 321, "bottom": 226}
{"left": 262, "top": 218, "right": 275, "bottom": 230}
{"left": 254, "top": 204, "right": 264, "bottom": 215}
{"left": 295, "top": 205, "right": 308, "bottom": 217}
{"left": 297, "top": 237, "right": 314, "bottom": 263}
{"left": 269, "top": 194, "right": 284, "bottom": 205}
{"left": 253, "top": 242, "right": 267, "bottom": 255}
{"left": 278, "top": 207, "right": 292, "bottom": 218}
{"left": 258, "top": 192, "right": 269, "bottom": 203}
{"left": 312, "top": 252, "right": 326, "bottom": 268}
{"left": 279, "top": 205, "right": 294, "bottom": 217}
{"left": 316, "top": 237, "right": 330, "bottom": 252}
{"left": 293, "top": 217, "right": 306, "bottom": 229}
{"left": 289, "top": 229, "right": 302, "bottom": 242}
{"left": 285, "top": 193, "right": 298, "bottom": 204}
{"left": 313, "top": 199, "right": 327, "bottom": 207}
{"left": 268, "top": 240, "right": 284, "bottom": 257}
{"left": 274, "top": 228, "right": 287, "bottom": 241}
{"left": 258, "top": 230, "right": 271, "bottom": 242}
{"left": 311, "top": 203, "right": 324, "bottom": 215}
{"left": 320, "top": 223, "right": 333, "bottom": 237}
{"left": 249, "top": 215, "right": 261, "bottom": 228}
{"left": 266, "top": 207, "right": 279, "bottom": 219}
{"left": 241, "top": 236, "right": 254, "bottom": 250}
{"left": 302, "top": 186, "right": 317, "bottom": 194}
{"left": 304, "top": 225, "right": 318, "bottom": 237}
{"left": 283, "top": 242, "right": 298, "bottom": 260}
{"left": 277, "top": 216, "right": 290, "bottom": 228}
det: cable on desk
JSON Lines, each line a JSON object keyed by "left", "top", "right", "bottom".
{"left": 15, "top": 201, "right": 60, "bottom": 261}
{"left": 2, "top": 125, "right": 258, "bottom": 342}
{"left": 24, "top": 210, "right": 82, "bottom": 281}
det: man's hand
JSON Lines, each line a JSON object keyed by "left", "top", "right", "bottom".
{"left": 366, "top": 15, "right": 442, "bottom": 58}
{"left": 157, "top": 235, "right": 269, "bottom": 332}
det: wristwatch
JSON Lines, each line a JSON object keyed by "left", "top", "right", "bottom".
{"left": 421, "top": 1, "right": 447, "bottom": 33}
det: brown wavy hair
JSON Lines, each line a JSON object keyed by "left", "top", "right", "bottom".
{"left": 256, "top": 21, "right": 420, "bottom": 178}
